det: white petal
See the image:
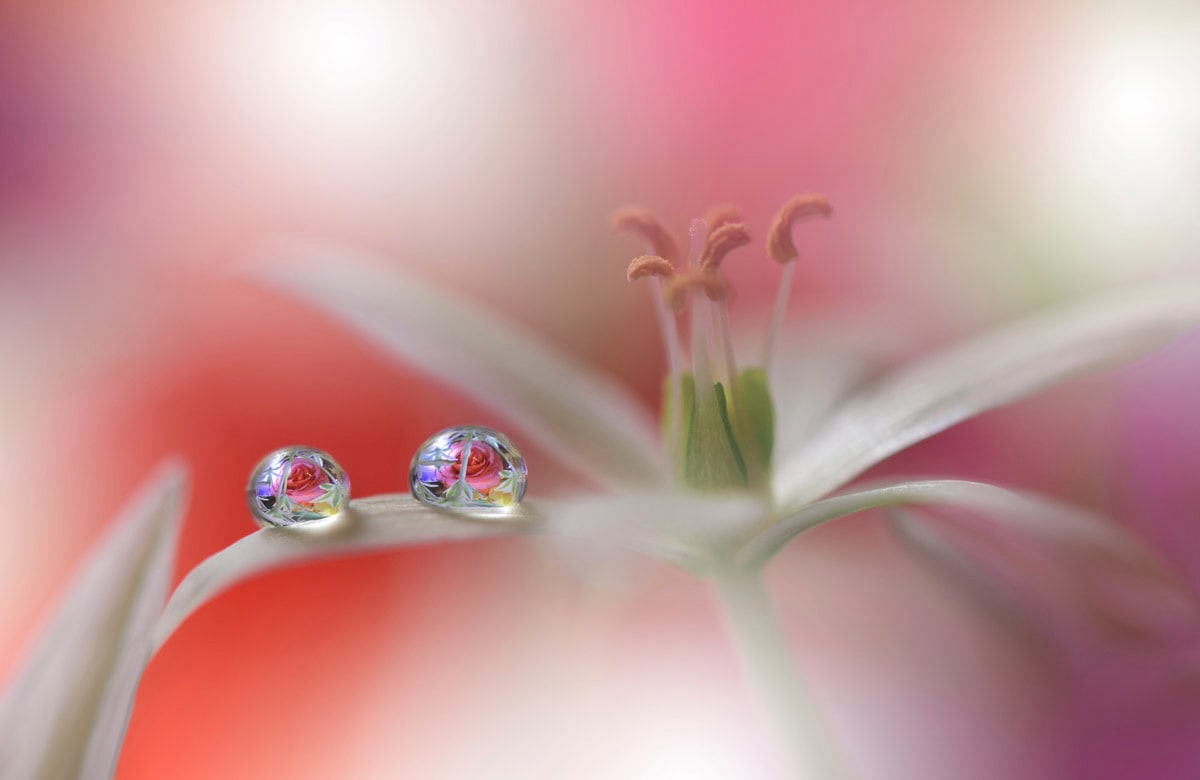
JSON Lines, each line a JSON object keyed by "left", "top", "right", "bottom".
{"left": 248, "top": 241, "right": 664, "bottom": 490}
{"left": 543, "top": 491, "right": 768, "bottom": 570}
{"left": 768, "top": 328, "right": 900, "bottom": 465}
{"left": 774, "top": 282, "right": 1200, "bottom": 511}
{"left": 741, "top": 478, "right": 1126, "bottom": 568}
{"left": 152, "top": 495, "right": 533, "bottom": 652}
{"left": 890, "top": 506, "right": 1199, "bottom": 646}
{"left": 153, "top": 489, "right": 768, "bottom": 655}
{"left": 0, "top": 461, "right": 188, "bottom": 780}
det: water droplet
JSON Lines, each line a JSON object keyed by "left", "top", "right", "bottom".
{"left": 409, "top": 426, "right": 527, "bottom": 509}
{"left": 247, "top": 446, "right": 350, "bottom": 527}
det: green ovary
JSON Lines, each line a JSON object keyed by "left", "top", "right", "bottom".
{"left": 663, "top": 368, "right": 775, "bottom": 493}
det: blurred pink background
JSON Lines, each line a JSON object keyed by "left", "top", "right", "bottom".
{"left": 2, "top": 0, "right": 1199, "bottom": 777}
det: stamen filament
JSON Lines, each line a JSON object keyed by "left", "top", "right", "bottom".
{"left": 652, "top": 279, "right": 684, "bottom": 379}
{"left": 709, "top": 304, "right": 728, "bottom": 381}
{"left": 652, "top": 278, "right": 685, "bottom": 456}
{"left": 688, "top": 218, "right": 712, "bottom": 388}
{"left": 627, "top": 255, "right": 687, "bottom": 391}
{"left": 623, "top": 252, "right": 687, "bottom": 460}
{"left": 761, "top": 194, "right": 831, "bottom": 373}
{"left": 762, "top": 260, "right": 794, "bottom": 371}
{"left": 716, "top": 302, "right": 742, "bottom": 408}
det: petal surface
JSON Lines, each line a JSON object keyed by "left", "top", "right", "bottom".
{"left": 152, "top": 495, "right": 534, "bottom": 653}
{"left": 890, "top": 507, "right": 1200, "bottom": 649}
{"left": 0, "top": 461, "right": 188, "bottom": 780}
{"left": 154, "top": 488, "right": 767, "bottom": 656}
{"left": 544, "top": 491, "right": 767, "bottom": 570}
{"left": 768, "top": 333, "right": 895, "bottom": 466}
{"left": 773, "top": 282, "right": 1200, "bottom": 511}
{"left": 743, "top": 478, "right": 1133, "bottom": 569}
{"left": 893, "top": 506, "right": 1200, "bottom": 777}
{"left": 249, "top": 242, "right": 664, "bottom": 491}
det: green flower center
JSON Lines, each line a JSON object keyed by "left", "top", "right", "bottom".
{"left": 664, "top": 368, "right": 775, "bottom": 492}
{"left": 614, "top": 198, "right": 830, "bottom": 494}
{"left": 614, "top": 195, "right": 831, "bottom": 495}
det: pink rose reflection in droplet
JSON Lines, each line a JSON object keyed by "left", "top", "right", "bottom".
{"left": 282, "top": 459, "right": 330, "bottom": 506}
{"left": 437, "top": 440, "right": 504, "bottom": 492}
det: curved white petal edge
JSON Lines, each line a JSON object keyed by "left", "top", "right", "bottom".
{"left": 773, "top": 281, "right": 1200, "bottom": 512}
{"left": 151, "top": 494, "right": 532, "bottom": 653}
{"left": 248, "top": 241, "right": 666, "bottom": 492}
{"left": 0, "top": 461, "right": 188, "bottom": 780}
{"left": 889, "top": 506, "right": 1199, "bottom": 645}
{"left": 151, "top": 490, "right": 769, "bottom": 654}
{"left": 742, "top": 478, "right": 1158, "bottom": 568}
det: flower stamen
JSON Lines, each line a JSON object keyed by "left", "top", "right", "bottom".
{"left": 703, "top": 203, "right": 743, "bottom": 235}
{"left": 767, "top": 195, "right": 831, "bottom": 264}
{"left": 626, "top": 254, "right": 675, "bottom": 282}
{"left": 763, "top": 194, "right": 832, "bottom": 369}
{"left": 611, "top": 207, "right": 680, "bottom": 264}
{"left": 615, "top": 223, "right": 687, "bottom": 381}
{"left": 698, "top": 222, "right": 752, "bottom": 275}
{"left": 688, "top": 219, "right": 714, "bottom": 386}
{"left": 613, "top": 195, "right": 830, "bottom": 493}
{"left": 663, "top": 272, "right": 721, "bottom": 311}
{"left": 698, "top": 221, "right": 752, "bottom": 409}
{"left": 615, "top": 211, "right": 688, "bottom": 467}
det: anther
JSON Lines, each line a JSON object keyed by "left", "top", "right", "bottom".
{"left": 615, "top": 214, "right": 687, "bottom": 468}
{"left": 767, "top": 194, "right": 832, "bottom": 264}
{"left": 698, "top": 222, "right": 752, "bottom": 274}
{"left": 611, "top": 207, "right": 681, "bottom": 264}
{"left": 704, "top": 204, "right": 743, "bottom": 235}
{"left": 701, "top": 274, "right": 732, "bottom": 302}
{"left": 762, "top": 194, "right": 832, "bottom": 370}
{"left": 626, "top": 255, "right": 676, "bottom": 282}
{"left": 662, "top": 272, "right": 731, "bottom": 309}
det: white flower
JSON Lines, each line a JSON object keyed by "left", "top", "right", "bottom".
{"left": 3, "top": 197, "right": 1199, "bottom": 778}
{"left": 0, "top": 462, "right": 188, "bottom": 780}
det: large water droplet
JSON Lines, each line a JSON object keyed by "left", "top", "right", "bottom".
{"left": 409, "top": 426, "right": 527, "bottom": 509}
{"left": 247, "top": 446, "right": 351, "bottom": 527}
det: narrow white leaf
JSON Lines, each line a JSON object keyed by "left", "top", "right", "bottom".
{"left": 152, "top": 495, "right": 532, "bottom": 653}
{"left": 248, "top": 242, "right": 665, "bottom": 491}
{"left": 742, "top": 478, "right": 1125, "bottom": 568}
{"left": 0, "top": 461, "right": 188, "bottom": 780}
{"left": 774, "top": 281, "right": 1200, "bottom": 511}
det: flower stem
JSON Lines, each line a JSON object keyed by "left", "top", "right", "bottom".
{"left": 712, "top": 567, "right": 852, "bottom": 779}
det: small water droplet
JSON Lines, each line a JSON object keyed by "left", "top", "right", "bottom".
{"left": 247, "top": 446, "right": 350, "bottom": 527}
{"left": 409, "top": 426, "right": 527, "bottom": 509}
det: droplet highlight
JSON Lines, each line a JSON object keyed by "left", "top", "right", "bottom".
{"left": 409, "top": 426, "right": 527, "bottom": 509}
{"left": 247, "top": 446, "right": 351, "bottom": 527}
